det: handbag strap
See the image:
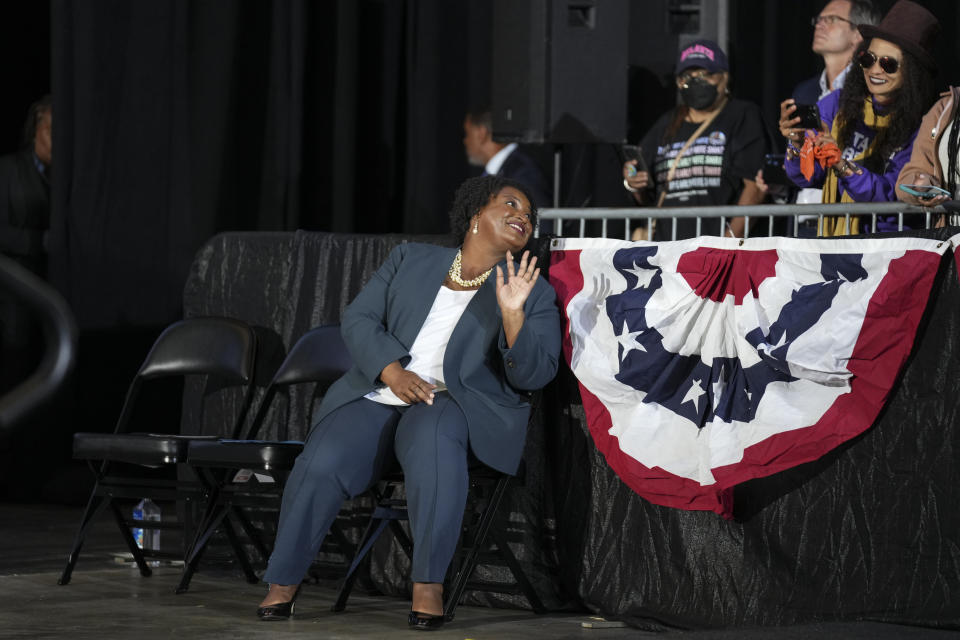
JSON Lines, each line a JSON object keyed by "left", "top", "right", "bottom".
{"left": 656, "top": 98, "right": 728, "bottom": 207}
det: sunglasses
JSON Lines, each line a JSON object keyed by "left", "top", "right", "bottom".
{"left": 857, "top": 50, "right": 900, "bottom": 74}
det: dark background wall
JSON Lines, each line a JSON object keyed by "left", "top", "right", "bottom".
{"left": 0, "top": 3, "right": 51, "bottom": 153}
{"left": 1, "top": 0, "right": 959, "bottom": 501}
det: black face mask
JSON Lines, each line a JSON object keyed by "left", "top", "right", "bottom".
{"left": 679, "top": 77, "right": 719, "bottom": 110}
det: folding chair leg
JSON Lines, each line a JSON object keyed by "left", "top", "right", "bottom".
{"left": 58, "top": 492, "right": 111, "bottom": 585}
{"left": 388, "top": 519, "right": 413, "bottom": 558}
{"left": 176, "top": 546, "right": 203, "bottom": 594}
{"left": 489, "top": 527, "right": 546, "bottom": 614}
{"left": 444, "top": 476, "right": 510, "bottom": 621}
{"left": 109, "top": 501, "right": 153, "bottom": 578}
{"left": 332, "top": 515, "right": 394, "bottom": 612}
{"left": 110, "top": 500, "right": 153, "bottom": 578}
{"left": 230, "top": 505, "right": 271, "bottom": 561}
{"left": 176, "top": 504, "right": 231, "bottom": 594}
{"left": 221, "top": 515, "right": 260, "bottom": 584}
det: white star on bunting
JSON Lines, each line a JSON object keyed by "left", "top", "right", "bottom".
{"left": 682, "top": 378, "right": 706, "bottom": 413}
{"left": 624, "top": 261, "right": 656, "bottom": 289}
{"left": 616, "top": 320, "right": 646, "bottom": 362}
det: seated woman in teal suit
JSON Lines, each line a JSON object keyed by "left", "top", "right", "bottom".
{"left": 257, "top": 175, "right": 562, "bottom": 629}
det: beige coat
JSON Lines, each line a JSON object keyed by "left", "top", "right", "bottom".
{"left": 896, "top": 86, "right": 960, "bottom": 205}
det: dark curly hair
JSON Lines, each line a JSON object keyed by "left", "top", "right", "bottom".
{"left": 835, "top": 41, "right": 935, "bottom": 176}
{"left": 448, "top": 175, "right": 539, "bottom": 242}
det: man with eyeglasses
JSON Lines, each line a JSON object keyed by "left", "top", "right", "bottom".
{"left": 781, "top": 0, "right": 880, "bottom": 229}
{"left": 793, "top": 0, "right": 881, "bottom": 106}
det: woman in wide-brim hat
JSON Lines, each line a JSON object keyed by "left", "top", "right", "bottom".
{"left": 779, "top": 0, "right": 940, "bottom": 235}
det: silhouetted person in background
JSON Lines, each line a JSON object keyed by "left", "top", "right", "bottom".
{"left": 0, "top": 95, "right": 52, "bottom": 395}
{"left": 0, "top": 95, "right": 51, "bottom": 279}
{"left": 463, "top": 108, "right": 552, "bottom": 212}
{"left": 0, "top": 95, "right": 53, "bottom": 498}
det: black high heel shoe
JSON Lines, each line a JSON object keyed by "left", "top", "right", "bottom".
{"left": 408, "top": 610, "right": 445, "bottom": 631}
{"left": 257, "top": 585, "right": 302, "bottom": 621}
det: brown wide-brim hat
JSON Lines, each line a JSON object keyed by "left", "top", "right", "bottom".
{"left": 859, "top": 0, "right": 940, "bottom": 72}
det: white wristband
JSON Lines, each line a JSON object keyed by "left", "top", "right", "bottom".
{"left": 623, "top": 178, "right": 638, "bottom": 193}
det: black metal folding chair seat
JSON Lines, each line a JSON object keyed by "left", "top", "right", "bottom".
{"left": 71, "top": 433, "right": 219, "bottom": 466}
{"left": 184, "top": 439, "right": 303, "bottom": 470}
{"left": 58, "top": 316, "right": 257, "bottom": 586}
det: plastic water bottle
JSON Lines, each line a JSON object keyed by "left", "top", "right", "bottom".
{"left": 132, "top": 498, "right": 161, "bottom": 566}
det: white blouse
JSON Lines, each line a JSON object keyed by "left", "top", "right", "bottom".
{"left": 365, "top": 285, "right": 477, "bottom": 406}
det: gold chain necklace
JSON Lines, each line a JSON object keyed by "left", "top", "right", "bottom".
{"left": 448, "top": 250, "right": 492, "bottom": 288}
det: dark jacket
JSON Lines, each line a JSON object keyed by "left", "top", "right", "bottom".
{"left": 0, "top": 149, "right": 50, "bottom": 275}
{"left": 498, "top": 148, "right": 552, "bottom": 210}
{"left": 312, "top": 242, "right": 562, "bottom": 474}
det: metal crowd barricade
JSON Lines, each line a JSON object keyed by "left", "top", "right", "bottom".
{"left": 535, "top": 202, "right": 944, "bottom": 240}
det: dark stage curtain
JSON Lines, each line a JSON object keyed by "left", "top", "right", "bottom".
{"left": 39, "top": 0, "right": 960, "bottom": 331}
{"left": 181, "top": 229, "right": 958, "bottom": 628}
{"left": 48, "top": 0, "right": 485, "bottom": 331}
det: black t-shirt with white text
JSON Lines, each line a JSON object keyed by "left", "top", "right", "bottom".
{"left": 639, "top": 99, "right": 767, "bottom": 240}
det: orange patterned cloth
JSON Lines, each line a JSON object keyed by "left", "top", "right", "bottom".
{"left": 799, "top": 132, "right": 842, "bottom": 180}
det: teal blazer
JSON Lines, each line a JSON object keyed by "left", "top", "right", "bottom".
{"left": 312, "top": 242, "right": 561, "bottom": 474}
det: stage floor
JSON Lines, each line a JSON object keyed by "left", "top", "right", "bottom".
{"left": 0, "top": 502, "right": 955, "bottom": 639}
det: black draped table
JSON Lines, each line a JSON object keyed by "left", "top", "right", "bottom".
{"left": 181, "top": 229, "right": 959, "bottom": 630}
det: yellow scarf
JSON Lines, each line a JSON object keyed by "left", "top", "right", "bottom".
{"left": 819, "top": 98, "right": 891, "bottom": 236}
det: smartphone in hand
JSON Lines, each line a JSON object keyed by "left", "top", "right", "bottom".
{"left": 899, "top": 184, "right": 951, "bottom": 199}
{"left": 621, "top": 144, "right": 648, "bottom": 177}
{"left": 794, "top": 104, "right": 822, "bottom": 130}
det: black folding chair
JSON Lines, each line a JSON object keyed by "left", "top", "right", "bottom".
{"left": 332, "top": 431, "right": 547, "bottom": 621}
{"left": 58, "top": 316, "right": 256, "bottom": 585}
{"left": 176, "top": 324, "right": 353, "bottom": 593}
